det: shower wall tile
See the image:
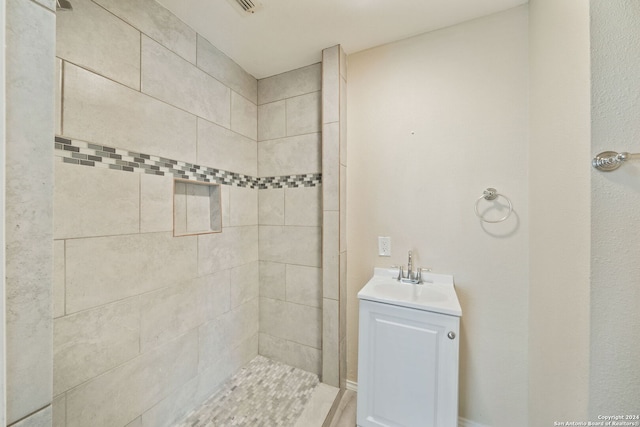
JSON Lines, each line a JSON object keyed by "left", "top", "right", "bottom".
{"left": 56, "top": 0, "right": 141, "bottom": 90}
{"left": 11, "top": 406, "right": 52, "bottom": 427}
{"left": 126, "top": 418, "right": 142, "bottom": 427}
{"left": 65, "top": 331, "right": 198, "bottom": 427}
{"left": 231, "top": 91, "right": 258, "bottom": 140}
{"left": 140, "top": 280, "right": 210, "bottom": 353}
{"left": 285, "top": 186, "right": 321, "bottom": 227}
{"left": 259, "top": 189, "right": 285, "bottom": 225}
{"left": 286, "top": 92, "right": 321, "bottom": 136}
{"left": 258, "top": 63, "right": 322, "bottom": 105}
{"left": 286, "top": 303, "right": 322, "bottom": 349}
{"left": 322, "top": 46, "right": 340, "bottom": 124}
{"left": 53, "top": 394, "right": 66, "bottom": 427}
{"left": 140, "top": 174, "right": 174, "bottom": 233}
{"left": 65, "top": 232, "right": 198, "bottom": 313}
{"left": 286, "top": 265, "right": 322, "bottom": 308}
{"left": 197, "top": 34, "right": 258, "bottom": 103}
{"left": 340, "top": 165, "right": 347, "bottom": 251}
{"left": 258, "top": 133, "right": 321, "bottom": 177}
{"left": 230, "top": 261, "right": 260, "bottom": 308}
{"left": 340, "top": 77, "right": 348, "bottom": 166}
{"left": 54, "top": 161, "right": 140, "bottom": 239}
{"left": 259, "top": 226, "right": 321, "bottom": 267}
{"left": 258, "top": 333, "right": 321, "bottom": 375}
{"left": 199, "top": 270, "right": 232, "bottom": 323}
{"left": 93, "top": 0, "right": 197, "bottom": 63}
{"left": 142, "top": 36, "right": 230, "bottom": 128}
{"left": 258, "top": 101, "right": 286, "bottom": 141}
{"left": 55, "top": 58, "right": 62, "bottom": 136}
{"left": 198, "top": 226, "right": 259, "bottom": 275}
{"left": 322, "top": 298, "right": 339, "bottom": 387}
{"left": 259, "top": 297, "right": 287, "bottom": 340}
{"left": 197, "top": 118, "right": 257, "bottom": 177}
{"left": 229, "top": 187, "right": 258, "bottom": 226}
{"left": 34, "top": 0, "right": 55, "bottom": 11}
{"left": 53, "top": 297, "right": 141, "bottom": 396}
{"left": 220, "top": 185, "right": 231, "bottom": 227}
{"left": 259, "top": 261, "right": 286, "bottom": 300}
{"left": 6, "top": 0, "right": 55, "bottom": 421}
{"left": 228, "top": 299, "right": 260, "bottom": 349}
{"left": 141, "top": 378, "right": 197, "bottom": 427}
{"left": 323, "top": 212, "right": 339, "bottom": 301}
{"left": 53, "top": 241, "right": 65, "bottom": 319}
{"left": 322, "top": 122, "right": 340, "bottom": 211}
{"left": 64, "top": 63, "right": 197, "bottom": 164}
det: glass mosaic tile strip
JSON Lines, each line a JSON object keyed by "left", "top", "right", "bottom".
{"left": 54, "top": 137, "right": 322, "bottom": 189}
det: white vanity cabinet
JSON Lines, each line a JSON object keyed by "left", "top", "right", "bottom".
{"left": 356, "top": 269, "right": 462, "bottom": 427}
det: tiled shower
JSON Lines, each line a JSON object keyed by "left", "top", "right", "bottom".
{"left": 5, "top": 0, "right": 345, "bottom": 425}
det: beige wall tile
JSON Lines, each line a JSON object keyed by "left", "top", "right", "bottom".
{"left": 258, "top": 63, "right": 321, "bottom": 105}
{"left": 259, "top": 297, "right": 287, "bottom": 339}
{"left": 286, "top": 92, "right": 321, "bottom": 136}
{"left": 231, "top": 92, "right": 257, "bottom": 140}
{"left": 198, "top": 312, "right": 232, "bottom": 372}
{"left": 199, "top": 270, "right": 232, "bottom": 323}
{"left": 53, "top": 394, "right": 66, "bottom": 427}
{"left": 198, "top": 226, "right": 258, "bottom": 275}
{"left": 259, "top": 261, "right": 286, "bottom": 300}
{"left": 94, "top": 0, "right": 197, "bottom": 63}
{"left": 228, "top": 298, "right": 259, "bottom": 349}
{"left": 258, "top": 333, "right": 321, "bottom": 375}
{"left": 259, "top": 189, "right": 284, "bottom": 225}
{"left": 63, "top": 63, "right": 197, "bottom": 164}
{"left": 340, "top": 46, "right": 347, "bottom": 79}
{"left": 322, "top": 122, "right": 340, "bottom": 211}
{"left": 322, "top": 298, "right": 340, "bottom": 387}
{"left": 54, "top": 161, "right": 140, "bottom": 239}
{"left": 66, "top": 331, "right": 198, "bottom": 427}
{"left": 34, "top": 0, "right": 55, "bottom": 10}
{"left": 53, "top": 241, "right": 65, "bottom": 319}
{"left": 220, "top": 185, "right": 231, "bottom": 227}
{"left": 141, "top": 174, "right": 174, "bottom": 233}
{"left": 286, "top": 265, "right": 321, "bottom": 308}
{"left": 230, "top": 187, "right": 258, "bottom": 226}
{"left": 54, "top": 298, "right": 141, "bottom": 396}
{"left": 142, "top": 36, "right": 230, "bottom": 128}
{"left": 126, "top": 418, "right": 142, "bottom": 427}
{"left": 56, "top": 58, "right": 62, "bottom": 135}
{"left": 258, "top": 133, "right": 321, "bottom": 177}
{"left": 231, "top": 261, "right": 259, "bottom": 308}
{"left": 140, "top": 280, "right": 205, "bottom": 353}
{"left": 322, "top": 212, "right": 339, "bottom": 300}
{"left": 197, "top": 118, "right": 257, "bottom": 177}
{"left": 141, "top": 378, "right": 197, "bottom": 427}
{"left": 197, "top": 34, "right": 257, "bottom": 103}
{"left": 258, "top": 101, "right": 286, "bottom": 141}
{"left": 340, "top": 77, "right": 348, "bottom": 166}
{"left": 11, "top": 406, "right": 52, "bottom": 427}
{"left": 286, "top": 302, "right": 321, "bottom": 349}
{"left": 259, "top": 226, "right": 321, "bottom": 267}
{"left": 65, "top": 232, "right": 198, "bottom": 313}
{"left": 57, "top": 0, "right": 141, "bottom": 90}
{"left": 322, "top": 45, "right": 340, "bottom": 124}
{"left": 6, "top": 0, "right": 55, "bottom": 421}
{"left": 340, "top": 165, "right": 347, "bottom": 252}
{"left": 285, "top": 186, "right": 321, "bottom": 227}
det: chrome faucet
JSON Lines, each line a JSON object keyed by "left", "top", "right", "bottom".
{"left": 407, "top": 250, "right": 413, "bottom": 280}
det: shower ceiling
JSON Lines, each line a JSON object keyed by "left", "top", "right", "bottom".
{"left": 156, "top": 0, "right": 528, "bottom": 79}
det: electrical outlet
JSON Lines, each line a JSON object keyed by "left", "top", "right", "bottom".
{"left": 378, "top": 236, "right": 391, "bottom": 256}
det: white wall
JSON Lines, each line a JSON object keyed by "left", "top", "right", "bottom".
{"left": 347, "top": 6, "right": 529, "bottom": 425}
{"left": 590, "top": 0, "right": 640, "bottom": 414}
{"left": 528, "top": 0, "right": 591, "bottom": 423}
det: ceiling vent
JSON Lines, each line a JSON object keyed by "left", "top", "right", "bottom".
{"left": 233, "top": 0, "right": 262, "bottom": 14}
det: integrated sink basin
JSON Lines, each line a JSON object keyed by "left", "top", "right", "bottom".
{"left": 358, "top": 267, "right": 462, "bottom": 316}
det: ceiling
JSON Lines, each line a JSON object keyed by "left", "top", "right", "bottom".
{"left": 157, "top": 0, "right": 528, "bottom": 80}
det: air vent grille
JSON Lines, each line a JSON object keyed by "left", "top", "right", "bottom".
{"left": 236, "top": 0, "right": 258, "bottom": 13}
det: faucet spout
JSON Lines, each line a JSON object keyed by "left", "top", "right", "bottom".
{"left": 407, "top": 250, "right": 413, "bottom": 279}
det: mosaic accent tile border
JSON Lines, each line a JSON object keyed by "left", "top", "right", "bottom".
{"left": 54, "top": 137, "right": 322, "bottom": 189}
{"left": 176, "top": 355, "right": 319, "bottom": 427}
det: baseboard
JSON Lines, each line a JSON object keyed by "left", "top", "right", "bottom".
{"left": 343, "top": 381, "right": 487, "bottom": 427}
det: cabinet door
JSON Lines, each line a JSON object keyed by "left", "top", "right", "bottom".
{"left": 357, "top": 300, "right": 459, "bottom": 427}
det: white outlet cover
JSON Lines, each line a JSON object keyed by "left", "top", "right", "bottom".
{"left": 378, "top": 236, "right": 391, "bottom": 257}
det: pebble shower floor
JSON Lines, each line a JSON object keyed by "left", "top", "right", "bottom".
{"left": 176, "top": 356, "right": 320, "bottom": 427}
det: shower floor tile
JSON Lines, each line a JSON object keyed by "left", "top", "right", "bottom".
{"left": 176, "top": 355, "right": 319, "bottom": 427}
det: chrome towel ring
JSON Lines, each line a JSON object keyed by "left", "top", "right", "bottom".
{"left": 474, "top": 188, "right": 513, "bottom": 223}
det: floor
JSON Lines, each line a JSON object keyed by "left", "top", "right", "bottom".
{"left": 328, "top": 390, "right": 357, "bottom": 427}
{"left": 176, "top": 356, "right": 320, "bottom": 426}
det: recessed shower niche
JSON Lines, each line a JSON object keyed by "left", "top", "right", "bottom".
{"left": 173, "top": 179, "right": 222, "bottom": 236}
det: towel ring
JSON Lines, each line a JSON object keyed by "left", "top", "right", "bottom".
{"left": 474, "top": 188, "right": 513, "bottom": 223}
